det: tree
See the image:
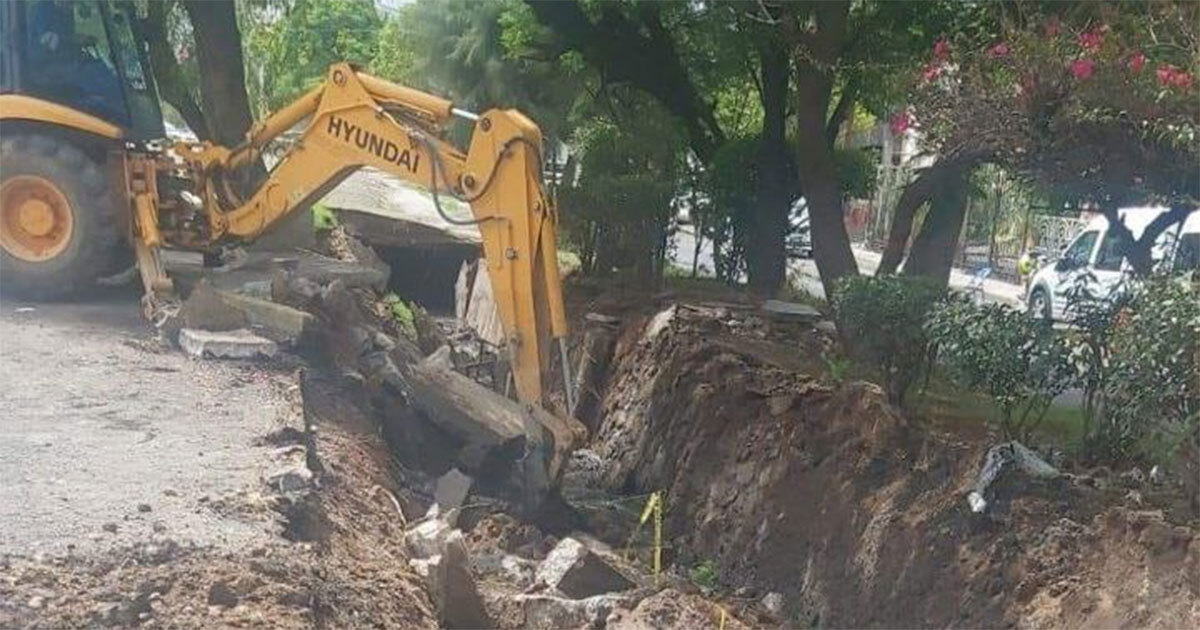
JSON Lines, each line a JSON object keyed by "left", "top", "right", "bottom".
{"left": 139, "top": 0, "right": 209, "bottom": 139}
{"left": 890, "top": 2, "right": 1198, "bottom": 276}
{"left": 242, "top": 0, "right": 381, "bottom": 116}
{"left": 181, "top": 0, "right": 256, "bottom": 149}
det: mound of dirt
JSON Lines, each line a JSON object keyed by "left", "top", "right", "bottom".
{"left": 588, "top": 303, "right": 1199, "bottom": 628}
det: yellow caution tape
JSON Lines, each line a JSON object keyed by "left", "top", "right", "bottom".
{"left": 636, "top": 491, "right": 664, "bottom": 580}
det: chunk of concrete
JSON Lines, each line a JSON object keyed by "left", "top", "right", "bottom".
{"left": 518, "top": 593, "right": 629, "bottom": 630}
{"left": 178, "top": 328, "right": 277, "bottom": 359}
{"left": 182, "top": 282, "right": 315, "bottom": 343}
{"left": 536, "top": 537, "right": 634, "bottom": 599}
{"left": 434, "top": 468, "right": 472, "bottom": 511}
{"left": 404, "top": 517, "right": 454, "bottom": 560}
{"left": 761, "top": 299, "right": 821, "bottom": 323}
{"left": 420, "top": 531, "right": 492, "bottom": 630}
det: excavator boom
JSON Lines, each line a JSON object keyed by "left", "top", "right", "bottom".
{"left": 130, "top": 64, "right": 570, "bottom": 408}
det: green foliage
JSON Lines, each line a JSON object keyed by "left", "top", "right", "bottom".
{"left": 834, "top": 148, "right": 879, "bottom": 200}
{"left": 1060, "top": 272, "right": 1130, "bottom": 458}
{"left": 689, "top": 559, "right": 719, "bottom": 591}
{"left": 382, "top": 292, "right": 417, "bottom": 341}
{"left": 559, "top": 99, "right": 686, "bottom": 285}
{"left": 832, "top": 275, "right": 945, "bottom": 406}
{"left": 378, "top": 0, "right": 582, "bottom": 143}
{"left": 311, "top": 203, "right": 337, "bottom": 231}
{"left": 926, "top": 297, "right": 1074, "bottom": 441}
{"left": 241, "top": 0, "right": 382, "bottom": 115}
{"left": 1096, "top": 278, "right": 1200, "bottom": 467}
{"left": 822, "top": 351, "right": 853, "bottom": 386}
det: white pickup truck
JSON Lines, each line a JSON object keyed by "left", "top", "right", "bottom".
{"left": 1026, "top": 207, "right": 1199, "bottom": 321}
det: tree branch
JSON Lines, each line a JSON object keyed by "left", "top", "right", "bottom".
{"left": 825, "top": 74, "right": 859, "bottom": 146}
{"left": 526, "top": 0, "right": 726, "bottom": 162}
{"left": 142, "top": 0, "right": 210, "bottom": 140}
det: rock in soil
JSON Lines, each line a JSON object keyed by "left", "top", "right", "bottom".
{"left": 536, "top": 537, "right": 634, "bottom": 599}
{"left": 516, "top": 592, "right": 630, "bottom": 630}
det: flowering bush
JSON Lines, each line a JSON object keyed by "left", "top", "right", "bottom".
{"left": 904, "top": 4, "right": 1198, "bottom": 209}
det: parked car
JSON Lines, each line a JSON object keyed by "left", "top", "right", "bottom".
{"left": 1026, "top": 207, "right": 1200, "bottom": 321}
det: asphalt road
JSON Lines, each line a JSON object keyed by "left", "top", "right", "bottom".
{"left": 673, "top": 226, "right": 1024, "bottom": 306}
{"left": 0, "top": 291, "right": 284, "bottom": 559}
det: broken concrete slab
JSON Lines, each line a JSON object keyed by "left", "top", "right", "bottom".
{"left": 178, "top": 328, "right": 277, "bottom": 360}
{"left": 218, "top": 291, "right": 315, "bottom": 341}
{"left": 536, "top": 537, "right": 634, "bottom": 599}
{"left": 434, "top": 468, "right": 472, "bottom": 512}
{"left": 180, "top": 282, "right": 249, "bottom": 331}
{"left": 517, "top": 592, "right": 630, "bottom": 630}
{"left": 404, "top": 517, "right": 454, "bottom": 560}
{"left": 168, "top": 249, "right": 389, "bottom": 298}
{"left": 421, "top": 530, "right": 493, "bottom": 630}
{"left": 761, "top": 299, "right": 822, "bottom": 323}
{"left": 181, "top": 281, "right": 316, "bottom": 344}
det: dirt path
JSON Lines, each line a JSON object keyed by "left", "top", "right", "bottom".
{"left": 0, "top": 294, "right": 286, "bottom": 558}
{"left": 0, "top": 293, "right": 435, "bottom": 628}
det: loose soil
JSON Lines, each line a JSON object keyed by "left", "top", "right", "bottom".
{"left": 0, "top": 364, "right": 437, "bottom": 629}
{"left": 582, "top": 299, "right": 1199, "bottom": 628}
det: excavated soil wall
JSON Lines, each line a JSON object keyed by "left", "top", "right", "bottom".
{"left": 589, "top": 304, "right": 1200, "bottom": 628}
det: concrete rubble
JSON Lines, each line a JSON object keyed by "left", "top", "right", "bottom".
{"left": 536, "top": 537, "right": 635, "bottom": 599}
{"left": 178, "top": 328, "right": 278, "bottom": 360}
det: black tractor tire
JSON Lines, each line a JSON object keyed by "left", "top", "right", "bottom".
{"left": 0, "top": 134, "right": 128, "bottom": 299}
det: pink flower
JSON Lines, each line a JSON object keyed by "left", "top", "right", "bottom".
{"left": 1172, "top": 71, "right": 1194, "bottom": 89}
{"left": 988, "top": 42, "right": 1010, "bottom": 58}
{"left": 921, "top": 63, "right": 943, "bottom": 82}
{"left": 1044, "top": 17, "right": 1061, "bottom": 38}
{"left": 889, "top": 111, "right": 913, "bottom": 135}
{"left": 933, "top": 38, "right": 951, "bottom": 60}
{"left": 1070, "top": 58, "right": 1095, "bottom": 80}
{"left": 1127, "top": 51, "right": 1146, "bottom": 73}
{"left": 1077, "top": 29, "right": 1104, "bottom": 51}
{"left": 1157, "top": 64, "right": 1178, "bottom": 86}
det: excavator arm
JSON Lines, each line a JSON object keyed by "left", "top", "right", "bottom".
{"left": 133, "top": 64, "right": 571, "bottom": 408}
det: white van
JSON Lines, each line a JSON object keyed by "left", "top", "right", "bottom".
{"left": 1026, "top": 207, "right": 1199, "bottom": 321}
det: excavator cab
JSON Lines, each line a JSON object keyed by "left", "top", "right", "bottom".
{"left": 0, "top": 0, "right": 165, "bottom": 140}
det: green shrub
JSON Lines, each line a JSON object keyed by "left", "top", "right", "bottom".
{"left": 382, "top": 292, "right": 418, "bottom": 341}
{"left": 689, "top": 559, "right": 719, "bottom": 591}
{"left": 926, "top": 296, "right": 1074, "bottom": 441}
{"left": 1100, "top": 278, "right": 1199, "bottom": 474}
{"left": 832, "top": 275, "right": 944, "bottom": 406}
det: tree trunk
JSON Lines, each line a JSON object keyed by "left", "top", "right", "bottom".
{"left": 794, "top": 61, "right": 857, "bottom": 297}
{"left": 902, "top": 169, "right": 969, "bottom": 287}
{"left": 182, "top": 0, "right": 255, "bottom": 148}
{"left": 142, "top": 1, "right": 210, "bottom": 140}
{"left": 878, "top": 153, "right": 987, "bottom": 275}
{"left": 748, "top": 37, "right": 791, "bottom": 296}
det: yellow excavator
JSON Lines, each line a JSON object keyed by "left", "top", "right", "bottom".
{"left": 0, "top": 0, "right": 571, "bottom": 408}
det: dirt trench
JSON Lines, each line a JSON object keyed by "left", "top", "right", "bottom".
{"left": 577, "top": 302, "right": 1200, "bottom": 629}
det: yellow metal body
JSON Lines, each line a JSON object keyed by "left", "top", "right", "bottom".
{"left": 0, "top": 63, "right": 569, "bottom": 407}
{"left": 0, "top": 94, "right": 123, "bottom": 140}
